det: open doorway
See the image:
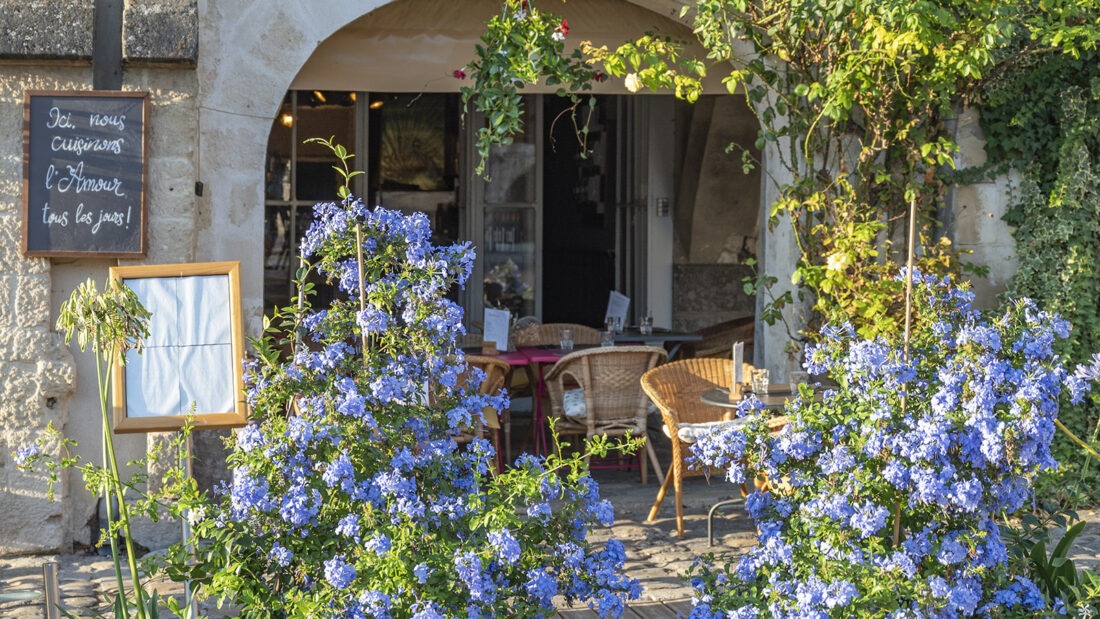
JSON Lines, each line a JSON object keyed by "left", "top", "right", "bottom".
{"left": 541, "top": 95, "right": 619, "bottom": 326}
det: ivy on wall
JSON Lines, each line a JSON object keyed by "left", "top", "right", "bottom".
{"left": 982, "top": 53, "right": 1100, "bottom": 502}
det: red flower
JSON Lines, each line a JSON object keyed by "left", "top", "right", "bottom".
{"left": 559, "top": 19, "right": 569, "bottom": 35}
{"left": 594, "top": 71, "right": 607, "bottom": 83}
{"left": 520, "top": 0, "right": 528, "bottom": 8}
{"left": 453, "top": 69, "right": 467, "bottom": 80}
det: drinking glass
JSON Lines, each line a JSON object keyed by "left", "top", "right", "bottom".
{"left": 600, "top": 330, "right": 616, "bottom": 347}
{"left": 788, "top": 370, "right": 809, "bottom": 392}
{"left": 560, "top": 328, "right": 574, "bottom": 351}
{"left": 751, "top": 368, "right": 770, "bottom": 394}
{"left": 640, "top": 313, "right": 653, "bottom": 336}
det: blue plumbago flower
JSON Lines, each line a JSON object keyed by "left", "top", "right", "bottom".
{"left": 324, "top": 554, "right": 356, "bottom": 590}
{"left": 686, "top": 270, "right": 1100, "bottom": 617}
{"left": 488, "top": 529, "right": 521, "bottom": 565}
{"left": 12, "top": 443, "right": 41, "bottom": 467}
{"left": 197, "top": 195, "right": 641, "bottom": 618}
{"left": 268, "top": 542, "right": 293, "bottom": 567}
{"left": 335, "top": 513, "right": 360, "bottom": 540}
{"left": 364, "top": 532, "right": 391, "bottom": 556}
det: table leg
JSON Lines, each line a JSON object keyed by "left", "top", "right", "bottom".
{"left": 532, "top": 362, "right": 548, "bottom": 455}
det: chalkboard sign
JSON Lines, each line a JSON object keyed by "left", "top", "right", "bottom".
{"left": 22, "top": 91, "right": 148, "bottom": 257}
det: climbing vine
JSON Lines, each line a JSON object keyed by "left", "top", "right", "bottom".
{"left": 982, "top": 49, "right": 1100, "bottom": 503}
{"left": 464, "top": 1, "right": 1100, "bottom": 351}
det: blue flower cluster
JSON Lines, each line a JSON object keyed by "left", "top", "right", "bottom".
{"left": 687, "top": 272, "right": 1100, "bottom": 617}
{"left": 196, "top": 196, "right": 637, "bottom": 618}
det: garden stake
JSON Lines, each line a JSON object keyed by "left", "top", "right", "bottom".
{"left": 894, "top": 196, "right": 919, "bottom": 547}
{"left": 1054, "top": 419, "right": 1100, "bottom": 464}
{"left": 180, "top": 431, "right": 199, "bottom": 619}
{"left": 356, "top": 223, "right": 368, "bottom": 354}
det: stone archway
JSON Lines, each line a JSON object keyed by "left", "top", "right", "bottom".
{"left": 193, "top": 0, "right": 790, "bottom": 370}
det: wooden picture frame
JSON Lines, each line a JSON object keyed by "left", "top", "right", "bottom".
{"left": 110, "top": 262, "right": 247, "bottom": 433}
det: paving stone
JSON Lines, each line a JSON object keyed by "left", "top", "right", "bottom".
{"left": 3, "top": 470, "right": 1100, "bottom": 612}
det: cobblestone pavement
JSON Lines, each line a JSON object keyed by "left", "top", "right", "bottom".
{"left": 3, "top": 469, "right": 1100, "bottom": 618}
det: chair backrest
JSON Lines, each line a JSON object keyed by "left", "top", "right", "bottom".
{"left": 641, "top": 357, "right": 755, "bottom": 430}
{"left": 512, "top": 323, "right": 601, "bottom": 347}
{"left": 681, "top": 315, "right": 755, "bottom": 360}
{"left": 462, "top": 355, "right": 511, "bottom": 397}
{"left": 545, "top": 345, "right": 668, "bottom": 428}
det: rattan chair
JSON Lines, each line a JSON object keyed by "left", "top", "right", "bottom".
{"left": 641, "top": 357, "right": 768, "bottom": 537}
{"left": 544, "top": 346, "right": 668, "bottom": 483}
{"left": 455, "top": 355, "right": 512, "bottom": 470}
{"left": 512, "top": 323, "right": 602, "bottom": 348}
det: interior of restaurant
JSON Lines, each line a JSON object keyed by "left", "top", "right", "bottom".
{"left": 261, "top": 89, "right": 761, "bottom": 333}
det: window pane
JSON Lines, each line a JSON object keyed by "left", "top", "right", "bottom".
{"left": 294, "top": 91, "right": 356, "bottom": 201}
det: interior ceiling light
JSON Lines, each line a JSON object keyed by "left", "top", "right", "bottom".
{"left": 280, "top": 112, "right": 294, "bottom": 127}
{"left": 312, "top": 90, "right": 327, "bottom": 104}
{"left": 369, "top": 100, "right": 384, "bottom": 110}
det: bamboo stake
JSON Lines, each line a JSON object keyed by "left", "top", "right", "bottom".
{"left": 894, "top": 196, "right": 919, "bottom": 547}
{"left": 356, "top": 224, "right": 369, "bottom": 355}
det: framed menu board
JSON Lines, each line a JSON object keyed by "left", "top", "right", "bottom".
{"left": 23, "top": 90, "right": 148, "bottom": 257}
{"left": 110, "top": 262, "right": 247, "bottom": 433}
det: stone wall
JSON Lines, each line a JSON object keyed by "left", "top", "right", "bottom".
{"left": 671, "top": 264, "right": 755, "bottom": 333}
{"left": 0, "top": 0, "right": 198, "bottom": 554}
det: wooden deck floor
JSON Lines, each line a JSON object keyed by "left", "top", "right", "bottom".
{"left": 558, "top": 598, "right": 694, "bottom": 618}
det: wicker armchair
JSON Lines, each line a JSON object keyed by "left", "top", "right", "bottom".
{"left": 640, "top": 357, "right": 763, "bottom": 537}
{"left": 512, "top": 323, "right": 601, "bottom": 348}
{"left": 544, "top": 346, "right": 668, "bottom": 483}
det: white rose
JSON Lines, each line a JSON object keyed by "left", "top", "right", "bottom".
{"left": 624, "top": 73, "right": 642, "bottom": 93}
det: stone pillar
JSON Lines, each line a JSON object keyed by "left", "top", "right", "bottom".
{"left": 755, "top": 137, "right": 805, "bottom": 381}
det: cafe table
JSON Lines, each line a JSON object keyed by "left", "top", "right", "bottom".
{"left": 698, "top": 385, "right": 800, "bottom": 545}
{"left": 612, "top": 327, "right": 701, "bottom": 360}
{"left": 700, "top": 385, "right": 803, "bottom": 411}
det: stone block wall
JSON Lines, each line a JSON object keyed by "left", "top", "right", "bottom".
{"left": 671, "top": 264, "right": 755, "bottom": 333}
{"left": 0, "top": 0, "right": 199, "bottom": 554}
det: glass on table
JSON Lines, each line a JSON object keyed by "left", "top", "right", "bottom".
{"left": 788, "top": 370, "right": 809, "bottom": 392}
{"left": 640, "top": 311, "right": 653, "bottom": 335}
{"left": 600, "top": 330, "right": 616, "bottom": 347}
{"left": 751, "top": 368, "right": 770, "bottom": 394}
{"left": 559, "top": 328, "right": 574, "bottom": 351}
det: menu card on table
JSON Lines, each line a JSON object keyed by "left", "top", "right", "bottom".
{"left": 730, "top": 341, "right": 744, "bottom": 401}
{"left": 483, "top": 308, "right": 511, "bottom": 353}
{"left": 604, "top": 291, "right": 630, "bottom": 328}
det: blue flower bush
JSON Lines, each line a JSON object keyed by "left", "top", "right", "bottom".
{"left": 161, "top": 158, "right": 639, "bottom": 616}
{"left": 688, "top": 272, "right": 1100, "bottom": 617}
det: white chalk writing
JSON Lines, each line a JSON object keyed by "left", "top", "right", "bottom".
{"left": 88, "top": 113, "right": 125, "bottom": 131}
{"left": 45, "top": 107, "right": 75, "bottom": 129}
{"left": 50, "top": 162, "right": 126, "bottom": 197}
{"left": 50, "top": 135, "right": 124, "bottom": 156}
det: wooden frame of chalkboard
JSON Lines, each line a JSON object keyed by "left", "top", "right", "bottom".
{"left": 110, "top": 262, "right": 248, "bottom": 434}
{"left": 22, "top": 90, "right": 148, "bottom": 258}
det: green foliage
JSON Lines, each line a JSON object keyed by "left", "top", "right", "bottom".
{"left": 981, "top": 50, "right": 1100, "bottom": 205}
{"left": 460, "top": 0, "right": 599, "bottom": 176}
{"left": 52, "top": 278, "right": 153, "bottom": 619}
{"left": 996, "top": 84, "right": 1100, "bottom": 506}
{"left": 1001, "top": 506, "right": 1100, "bottom": 615}
{"left": 659, "top": 1, "right": 1018, "bottom": 342}
{"left": 20, "top": 279, "right": 195, "bottom": 618}
{"left": 464, "top": 2, "right": 1100, "bottom": 354}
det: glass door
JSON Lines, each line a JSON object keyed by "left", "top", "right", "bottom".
{"left": 466, "top": 95, "right": 542, "bottom": 326}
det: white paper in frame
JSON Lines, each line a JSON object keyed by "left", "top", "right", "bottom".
{"left": 109, "top": 261, "right": 248, "bottom": 433}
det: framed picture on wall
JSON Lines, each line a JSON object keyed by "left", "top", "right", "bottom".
{"left": 109, "top": 261, "right": 248, "bottom": 433}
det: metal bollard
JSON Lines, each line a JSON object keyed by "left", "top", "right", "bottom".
{"left": 41, "top": 561, "right": 60, "bottom": 619}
